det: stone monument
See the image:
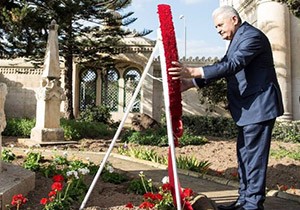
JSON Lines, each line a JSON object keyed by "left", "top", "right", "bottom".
{"left": 29, "top": 20, "right": 66, "bottom": 144}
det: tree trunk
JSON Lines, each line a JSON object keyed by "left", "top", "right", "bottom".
{"left": 64, "top": 54, "right": 75, "bottom": 120}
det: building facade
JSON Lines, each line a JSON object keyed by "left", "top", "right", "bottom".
{"left": 0, "top": 35, "right": 219, "bottom": 123}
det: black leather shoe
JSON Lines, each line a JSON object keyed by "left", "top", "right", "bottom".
{"left": 218, "top": 201, "right": 245, "bottom": 210}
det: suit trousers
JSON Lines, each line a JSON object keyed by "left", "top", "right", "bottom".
{"left": 236, "top": 118, "right": 276, "bottom": 210}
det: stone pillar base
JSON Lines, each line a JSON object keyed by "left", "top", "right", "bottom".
{"left": 30, "top": 127, "right": 64, "bottom": 142}
{"left": 279, "top": 112, "right": 293, "bottom": 121}
{"left": 0, "top": 162, "right": 35, "bottom": 210}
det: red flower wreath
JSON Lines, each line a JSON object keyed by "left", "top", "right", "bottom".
{"left": 157, "top": 4, "right": 184, "bottom": 144}
{"left": 157, "top": 4, "right": 193, "bottom": 210}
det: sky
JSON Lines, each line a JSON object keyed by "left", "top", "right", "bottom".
{"left": 123, "top": 0, "right": 227, "bottom": 58}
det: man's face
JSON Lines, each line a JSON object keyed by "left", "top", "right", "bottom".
{"left": 214, "top": 14, "right": 239, "bottom": 40}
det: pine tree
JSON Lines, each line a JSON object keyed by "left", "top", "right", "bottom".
{"left": 0, "top": 0, "right": 152, "bottom": 119}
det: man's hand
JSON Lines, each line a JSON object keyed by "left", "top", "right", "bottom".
{"left": 168, "top": 61, "right": 203, "bottom": 80}
{"left": 180, "top": 79, "right": 195, "bottom": 92}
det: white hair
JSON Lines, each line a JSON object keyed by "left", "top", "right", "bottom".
{"left": 212, "top": 5, "right": 242, "bottom": 23}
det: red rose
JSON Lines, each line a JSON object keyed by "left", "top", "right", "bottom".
{"left": 11, "top": 194, "right": 27, "bottom": 206}
{"left": 162, "top": 183, "right": 172, "bottom": 191}
{"left": 183, "top": 188, "right": 193, "bottom": 198}
{"left": 153, "top": 193, "right": 163, "bottom": 201}
{"left": 125, "top": 202, "right": 134, "bottom": 208}
{"left": 40, "top": 198, "right": 48, "bottom": 205}
{"left": 139, "top": 201, "right": 155, "bottom": 209}
{"left": 52, "top": 174, "right": 64, "bottom": 182}
{"left": 51, "top": 182, "right": 63, "bottom": 191}
{"left": 48, "top": 190, "right": 57, "bottom": 197}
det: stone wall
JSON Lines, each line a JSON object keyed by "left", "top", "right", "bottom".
{"left": 0, "top": 65, "right": 42, "bottom": 118}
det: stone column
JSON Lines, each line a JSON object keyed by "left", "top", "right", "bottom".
{"left": 0, "top": 83, "right": 7, "bottom": 172}
{"left": 257, "top": 0, "right": 293, "bottom": 120}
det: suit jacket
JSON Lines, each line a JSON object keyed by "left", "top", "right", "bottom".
{"left": 195, "top": 22, "right": 284, "bottom": 126}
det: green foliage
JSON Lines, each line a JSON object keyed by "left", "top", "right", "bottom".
{"left": 78, "top": 105, "right": 111, "bottom": 124}
{"left": 118, "top": 145, "right": 167, "bottom": 164}
{"left": 23, "top": 151, "right": 43, "bottom": 171}
{"left": 42, "top": 154, "right": 98, "bottom": 178}
{"left": 122, "top": 127, "right": 168, "bottom": 146}
{"left": 179, "top": 128, "right": 208, "bottom": 146}
{"left": 182, "top": 115, "right": 300, "bottom": 143}
{"left": 198, "top": 78, "right": 228, "bottom": 112}
{"left": 176, "top": 156, "right": 211, "bottom": 173}
{"left": 270, "top": 145, "right": 300, "bottom": 160}
{"left": 61, "top": 118, "right": 114, "bottom": 140}
{"left": 1, "top": 148, "right": 16, "bottom": 162}
{"left": 127, "top": 179, "right": 150, "bottom": 195}
{"left": 117, "top": 143, "right": 211, "bottom": 174}
{"left": 2, "top": 118, "right": 35, "bottom": 137}
{"left": 100, "top": 162, "right": 128, "bottom": 184}
{"left": 127, "top": 172, "right": 154, "bottom": 195}
{"left": 272, "top": 121, "right": 300, "bottom": 143}
{"left": 101, "top": 170, "right": 128, "bottom": 184}
{"left": 2, "top": 117, "right": 114, "bottom": 140}
{"left": 3, "top": 116, "right": 300, "bottom": 144}
{"left": 121, "top": 127, "right": 208, "bottom": 146}
{"left": 182, "top": 115, "right": 238, "bottom": 139}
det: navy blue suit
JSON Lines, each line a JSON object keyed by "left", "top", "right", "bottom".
{"left": 195, "top": 22, "right": 284, "bottom": 210}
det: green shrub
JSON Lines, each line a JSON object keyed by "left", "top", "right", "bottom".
{"left": 121, "top": 127, "right": 167, "bottom": 146}
{"left": 176, "top": 155, "right": 211, "bottom": 173}
{"left": 182, "top": 115, "right": 300, "bottom": 143}
{"left": 270, "top": 146, "right": 300, "bottom": 161}
{"left": 78, "top": 105, "right": 111, "bottom": 124}
{"left": 101, "top": 170, "right": 128, "bottom": 184}
{"left": 272, "top": 121, "right": 300, "bottom": 143}
{"left": 182, "top": 115, "right": 238, "bottom": 139}
{"left": 1, "top": 148, "right": 16, "bottom": 162}
{"left": 61, "top": 118, "right": 114, "bottom": 140}
{"left": 23, "top": 151, "right": 43, "bottom": 172}
{"left": 127, "top": 177, "right": 155, "bottom": 195}
{"left": 122, "top": 127, "right": 208, "bottom": 146}
{"left": 3, "top": 116, "right": 300, "bottom": 143}
{"left": 2, "top": 117, "right": 114, "bottom": 140}
{"left": 3, "top": 118, "right": 35, "bottom": 137}
{"left": 179, "top": 128, "right": 208, "bottom": 146}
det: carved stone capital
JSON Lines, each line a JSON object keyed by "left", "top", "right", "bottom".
{"left": 36, "top": 78, "right": 66, "bottom": 101}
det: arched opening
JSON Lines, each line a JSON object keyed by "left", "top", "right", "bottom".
{"left": 101, "top": 68, "right": 120, "bottom": 111}
{"left": 123, "top": 68, "right": 141, "bottom": 112}
{"left": 79, "top": 69, "right": 97, "bottom": 110}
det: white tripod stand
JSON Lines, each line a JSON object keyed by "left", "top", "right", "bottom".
{"left": 80, "top": 32, "right": 182, "bottom": 210}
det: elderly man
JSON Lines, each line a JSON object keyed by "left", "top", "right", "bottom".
{"left": 169, "top": 5, "right": 283, "bottom": 210}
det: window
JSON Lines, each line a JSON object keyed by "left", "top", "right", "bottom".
{"left": 79, "top": 69, "right": 97, "bottom": 110}
{"left": 101, "top": 68, "right": 119, "bottom": 111}
{"left": 124, "top": 68, "right": 141, "bottom": 112}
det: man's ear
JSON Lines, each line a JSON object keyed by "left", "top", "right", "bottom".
{"left": 232, "top": 16, "right": 239, "bottom": 25}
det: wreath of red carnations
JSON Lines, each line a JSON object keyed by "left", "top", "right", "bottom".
{"left": 157, "top": 4, "right": 193, "bottom": 210}
{"left": 157, "top": 4, "right": 184, "bottom": 146}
